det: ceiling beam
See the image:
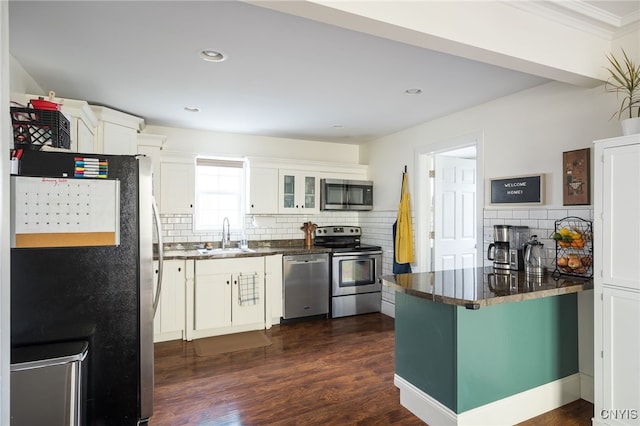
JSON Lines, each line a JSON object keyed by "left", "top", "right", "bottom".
{"left": 247, "top": 0, "right": 638, "bottom": 87}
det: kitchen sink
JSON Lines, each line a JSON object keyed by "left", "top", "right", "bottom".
{"left": 196, "top": 247, "right": 255, "bottom": 255}
{"left": 160, "top": 247, "right": 256, "bottom": 258}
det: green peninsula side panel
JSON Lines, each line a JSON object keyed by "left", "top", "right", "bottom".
{"left": 456, "top": 293, "right": 579, "bottom": 412}
{"left": 394, "top": 291, "right": 579, "bottom": 414}
{"left": 395, "top": 292, "right": 458, "bottom": 411}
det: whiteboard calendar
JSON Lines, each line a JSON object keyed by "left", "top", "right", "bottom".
{"left": 11, "top": 176, "right": 120, "bottom": 248}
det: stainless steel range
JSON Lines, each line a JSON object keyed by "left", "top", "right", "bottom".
{"left": 314, "top": 226, "right": 382, "bottom": 318}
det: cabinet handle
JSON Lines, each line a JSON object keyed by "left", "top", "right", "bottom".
{"left": 178, "top": 267, "right": 181, "bottom": 272}
{"left": 226, "top": 280, "right": 230, "bottom": 285}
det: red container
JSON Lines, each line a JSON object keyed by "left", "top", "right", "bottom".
{"left": 30, "top": 98, "right": 61, "bottom": 111}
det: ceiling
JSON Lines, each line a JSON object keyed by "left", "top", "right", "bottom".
{"left": 8, "top": 1, "right": 640, "bottom": 144}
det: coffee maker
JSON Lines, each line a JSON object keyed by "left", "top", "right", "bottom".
{"left": 487, "top": 225, "right": 529, "bottom": 270}
{"left": 508, "top": 226, "right": 530, "bottom": 271}
{"left": 487, "top": 225, "right": 510, "bottom": 269}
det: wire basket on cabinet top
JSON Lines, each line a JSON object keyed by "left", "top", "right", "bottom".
{"left": 551, "top": 216, "right": 593, "bottom": 278}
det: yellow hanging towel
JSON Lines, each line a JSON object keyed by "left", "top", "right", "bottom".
{"left": 395, "top": 171, "right": 415, "bottom": 264}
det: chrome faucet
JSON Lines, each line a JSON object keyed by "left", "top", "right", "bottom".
{"left": 222, "top": 217, "right": 231, "bottom": 249}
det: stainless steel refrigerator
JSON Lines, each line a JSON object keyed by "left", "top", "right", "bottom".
{"left": 10, "top": 150, "right": 155, "bottom": 425}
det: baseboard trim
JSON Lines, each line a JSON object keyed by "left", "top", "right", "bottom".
{"left": 381, "top": 300, "right": 395, "bottom": 318}
{"left": 580, "top": 372, "right": 594, "bottom": 403}
{"left": 395, "top": 373, "right": 582, "bottom": 425}
{"left": 153, "top": 330, "right": 183, "bottom": 343}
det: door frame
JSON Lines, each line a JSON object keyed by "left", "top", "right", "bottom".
{"left": 414, "top": 132, "right": 484, "bottom": 272}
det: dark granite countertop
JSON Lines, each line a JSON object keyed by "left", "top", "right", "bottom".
{"left": 155, "top": 239, "right": 331, "bottom": 260}
{"left": 382, "top": 267, "right": 593, "bottom": 309}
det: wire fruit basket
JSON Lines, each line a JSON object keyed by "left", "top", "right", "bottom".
{"left": 551, "top": 216, "right": 593, "bottom": 278}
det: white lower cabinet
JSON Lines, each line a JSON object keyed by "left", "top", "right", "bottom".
{"left": 194, "top": 271, "right": 232, "bottom": 330}
{"left": 153, "top": 259, "right": 188, "bottom": 343}
{"left": 593, "top": 135, "right": 640, "bottom": 426}
{"left": 600, "top": 287, "right": 640, "bottom": 424}
{"left": 265, "top": 254, "right": 283, "bottom": 326}
{"left": 189, "top": 257, "right": 265, "bottom": 339}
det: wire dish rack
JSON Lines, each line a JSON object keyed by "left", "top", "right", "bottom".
{"left": 551, "top": 216, "right": 593, "bottom": 278}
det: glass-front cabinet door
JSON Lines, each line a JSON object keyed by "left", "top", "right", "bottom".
{"left": 282, "top": 174, "right": 296, "bottom": 209}
{"left": 304, "top": 176, "right": 316, "bottom": 209}
{"left": 278, "top": 170, "right": 319, "bottom": 213}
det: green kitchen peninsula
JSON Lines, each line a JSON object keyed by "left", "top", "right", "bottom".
{"left": 383, "top": 267, "right": 593, "bottom": 425}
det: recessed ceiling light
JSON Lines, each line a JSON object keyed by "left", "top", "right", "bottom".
{"left": 184, "top": 107, "right": 200, "bottom": 113}
{"left": 200, "top": 50, "right": 226, "bottom": 62}
{"left": 405, "top": 88, "right": 422, "bottom": 95}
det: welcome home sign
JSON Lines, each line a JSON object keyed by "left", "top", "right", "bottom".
{"left": 490, "top": 174, "right": 544, "bottom": 205}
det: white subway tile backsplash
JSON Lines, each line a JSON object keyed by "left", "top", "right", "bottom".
{"left": 529, "top": 210, "right": 548, "bottom": 220}
{"left": 520, "top": 219, "right": 539, "bottom": 229}
{"left": 483, "top": 210, "right": 498, "bottom": 219}
{"left": 548, "top": 209, "right": 570, "bottom": 219}
{"left": 539, "top": 219, "right": 556, "bottom": 230}
{"left": 512, "top": 210, "right": 530, "bottom": 219}
{"left": 159, "top": 205, "right": 592, "bottom": 305}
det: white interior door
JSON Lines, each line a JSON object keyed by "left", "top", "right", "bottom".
{"left": 433, "top": 155, "right": 477, "bottom": 271}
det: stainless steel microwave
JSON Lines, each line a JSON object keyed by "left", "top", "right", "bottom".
{"left": 320, "top": 179, "right": 373, "bottom": 211}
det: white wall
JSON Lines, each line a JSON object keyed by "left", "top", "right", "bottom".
{"left": 9, "top": 55, "right": 43, "bottom": 99}
{"left": 144, "top": 124, "right": 362, "bottom": 165}
{"left": 362, "top": 81, "right": 619, "bottom": 212}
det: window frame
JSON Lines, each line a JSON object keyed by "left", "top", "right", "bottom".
{"left": 192, "top": 156, "right": 248, "bottom": 233}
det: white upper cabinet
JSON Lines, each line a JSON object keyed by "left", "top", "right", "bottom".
{"left": 249, "top": 167, "right": 279, "bottom": 214}
{"left": 58, "top": 98, "right": 98, "bottom": 153}
{"left": 278, "top": 169, "right": 319, "bottom": 214}
{"left": 103, "top": 121, "right": 137, "bottom": 155}
{"left": 160, "top": 161, "right": 195, "bottom": 214}
{"left": 598, "top": 138, "right": 640, "bottom": 290}
{"left": 137, "top": 133, "right": 166, "bottom": 203}
{"left": 91, "top": 105, "right": 144, "bottom": 155}
{"left": 246, "top": 159, "right": 368, "bottom": 215}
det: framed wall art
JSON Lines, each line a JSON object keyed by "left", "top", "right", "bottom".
{"left": 563, "top": 148, "right": 590, "bottom": 206}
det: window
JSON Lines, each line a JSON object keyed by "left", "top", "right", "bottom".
{"left": 193, "top": 157, "right": 247, "bottom": 232}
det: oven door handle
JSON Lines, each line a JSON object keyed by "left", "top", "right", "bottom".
{"left": 332, "top": 251, "right": 382, "bottom": 257}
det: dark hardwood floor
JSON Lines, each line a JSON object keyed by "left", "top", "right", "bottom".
{"left": 153, "top": 313, "right": 593, "bottom": 425}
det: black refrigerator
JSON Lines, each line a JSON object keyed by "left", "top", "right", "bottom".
{"left": 10, "top": 150, "right": 155, "bottom": 425}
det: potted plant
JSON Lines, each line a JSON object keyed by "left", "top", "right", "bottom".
{"left": 605, "top": 49, "right": 640, "bottom": 135}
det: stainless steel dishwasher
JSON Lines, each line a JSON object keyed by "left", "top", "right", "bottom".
{"left": 282, "top": 253, "right": 329, "bottom": 319}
